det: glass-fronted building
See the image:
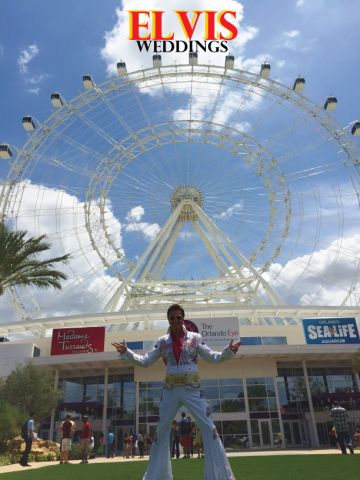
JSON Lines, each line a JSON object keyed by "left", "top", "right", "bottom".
{"left": 1, "top": 309, "right": 360, "bottom": 453}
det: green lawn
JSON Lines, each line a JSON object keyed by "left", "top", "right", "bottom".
{"left": 1, "top": 455, "right": 359, "bottom": 480}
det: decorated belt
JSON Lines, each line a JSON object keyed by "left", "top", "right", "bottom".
{"left": 164, "top": 373, "right": 201, "bottom": 388}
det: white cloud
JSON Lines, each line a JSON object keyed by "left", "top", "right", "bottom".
{"left": 284, "top": 30, "right": 300, "bottom": 39}
{"left": 213, "top": 201, "right": 244, "bottom": 220}
{"left": 17, "top": 44, "right": 39, "bottom": 74}
{"left": 26, "top": 87, "right": 40, "bottom": 95}
{"left": 28, "top": 73, "right": 47, "bottom": 85}
{"left": 282, "top": 30, "right": 301, "bottom": 50}
{"left": 126, "top": 205, "right": 145, "bottom": 222}
{"left": 296, "top": 0, "right": 306, "bottom": 6}
{"left": 0, "top": 45, "right": 4, "bottom": 56}
{"left": 101, "top": 1, "right": 259, "bottom": 74}
{"left": 265, "top": 233, "right": 360, "bottom": 306}
{"left": 125, "top": 221, "right": 160, "bottom": 241}
{"left": 125, "top": 205, "right": 160, "bottom": 241}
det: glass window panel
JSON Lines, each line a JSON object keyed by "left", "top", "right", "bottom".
{"left": 219, "top": 378, "right": 242, "bottom": 387}
{"left": 252, "top": 434, "right": 261, "bottom": 448}
{"left": 208, "top": 399, "right": 221, "bottom": 413}
{"left": 247, "top": 377, "right": 267, "bottom": 385}
{"left": 266, "top": 386, "right": 276, "bottom": 397}
{"left": 147, "top": 404, "right": 159, "bottom": 416}
{"left": 248, "top": 398, "right": 268, "bottom": 411}
{"left": 202, "top": 379, "right": 219, "bottom": 387}
{"left": 250, "top": 420, "right": 259, "bottom": 433}
{"left": 84, "top": 383, "right": 98, "bottom": 402}
{"left": 287, "top": 377, "right": 307, "bottom": 400}
{"left": 219, "top": 385, "right": 244, "bottom": 399}
{"left": 221, "top": 420, "right": 248, "bottom": 435}
{"left": 265, "top": 378, "right": 274, "bottom": 387}
{"left": 147, "top": 388, "right": 163, "bottom": 401}
{"left": 309, "top": 376, "right": 326, "bottom": 394}
{"left": 139, "top": 390, "right": 148, "bottom": 401}
{"left": 242, "top": 337, "right": 262, "bottom": 345}
{"left": 123, "top": 382, "right": 136, "bottom": 395}
{"left": 221, "top": 399, "right": 245, "bottom": 412}
{"left": 63, "top": 379, "right": 83, "bottom": 402}
{"left": 247, "top": 385, "right": 268, "bottom": 397}
{"left": 139, "top": 381, "right": 162, "bottom": 389}
{"left": 202, "top": 387, "right": 219, "bottom": 399}
{"left": 267, "top": 398, "right": 277, "bottom": 411}
{"left": 262, "top": 336, "right": 287, "bottom": 345}
{"left": 327, "top": 375, "right": 355, "bottom": 393}
{"left": 271, "top": 419, "right": 280, "bottom": 434}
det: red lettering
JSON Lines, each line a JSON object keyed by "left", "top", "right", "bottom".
{"left": 204, "top": 11, "right": 217, "bottom": 40}
{"left": 152, "top": 10, "right": 174, "bottom": 40}
{"left": 176, "top": 10, "right": 202, "bottom": 40}
{"left": 217, "top": 11, "right": 237, "bottom": 40}
{"left": 128, "top": 11, "right": 151, "bottom": 40}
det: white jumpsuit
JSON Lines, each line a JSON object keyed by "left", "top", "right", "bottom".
{"left": 120, "top": 327, "right": 236, "bottom": 480}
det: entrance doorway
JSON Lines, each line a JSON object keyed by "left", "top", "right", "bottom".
{"left": 283, "top": 421, "right": 305, "bottom": 446}
{"left": 259, "top": 419, "right": 273, "bottom": 447}
{"left": 115, "top": 426, "right": 135, "bottom": 455}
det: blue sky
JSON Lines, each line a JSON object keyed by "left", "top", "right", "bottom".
{"left": 0, "top": 0, "right": 359, "bottom": 322}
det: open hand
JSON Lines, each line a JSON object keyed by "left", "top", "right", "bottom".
{"left": 111, "top": 340, "right": 127, "bottom": 354}
{"left": 229, "top": 338, "right": 241, "bottom": 354}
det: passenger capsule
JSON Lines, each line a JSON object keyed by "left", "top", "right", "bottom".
{"left": 351, "top": 121, "right": 360, "bottom": 136}
{"left": 82, "top": 74, "right": 94, "bottom": 90}
{"left": 293, "top": 77, "right": 305, "bottom": 92}
{"left": 117, "top": 62, "right": 127, "bottom": 76}
{"left": 324, "top": 97, "right": 337, "bottom": 112}
{"left": 0, "top": 144, "right": 13, "bottom": 159}
{"left": 22, "top": 116, "right": 36, "bottom": 131}
{"left": 260, "top": 63, "right": 271, "bottom": 79}
{"left": 51, "top": 93, "right": 64, "bottom": 108}
{"left": 225, "top": 55, "right": 235, "bottom": 69}
{"left": 152, "top": 54, "right": 162, "bottom": 68}
{"left": 189, "top": 52, "right": 198, "bottom": 66}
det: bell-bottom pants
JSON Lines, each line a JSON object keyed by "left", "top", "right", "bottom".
{"left": 143, "top": 386, "right": 236, "bottom": 480}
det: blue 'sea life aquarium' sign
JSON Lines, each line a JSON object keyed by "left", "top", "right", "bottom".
{"left": 302, "top": 318, "right": 360, "bottom": 345}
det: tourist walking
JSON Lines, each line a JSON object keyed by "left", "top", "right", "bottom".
{"left": 330, "top": 401, "right": 354, "bottom": 454}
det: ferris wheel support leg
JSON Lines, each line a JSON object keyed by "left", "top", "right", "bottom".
{"left": 193, "top": 202, "right": 284, "bottom": 305}
{"left": 104, "top": 202, "right": 185, "bottom": 312}
{"left": 192, "top": 222, "right": 230, "bottom": 275}
{"left": 138, "top": 210, "right": 183, "bottom": 281}
{"left": 151, "top": 222, "right": 182, "bottom": 279}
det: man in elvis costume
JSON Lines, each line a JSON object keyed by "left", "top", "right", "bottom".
{"left": 112, "top": 304, "right": 240, "bottom": 480}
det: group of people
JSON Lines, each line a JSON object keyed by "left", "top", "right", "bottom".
{"left": 59, "top": 415, "right": 116, "bottom": 464}
{"left": 123, "top": 430, "right": 148, "bottom": 458}
{"left": 170, "top": 413, "right": 203, "bottom": 459}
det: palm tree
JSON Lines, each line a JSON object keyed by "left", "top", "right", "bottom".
{"left": 0, "top": 222, "right": 71, "bottom": 296}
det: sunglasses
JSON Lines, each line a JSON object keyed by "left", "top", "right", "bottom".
{"left": 169, "top": 315, "right": 184, "bottom": 321}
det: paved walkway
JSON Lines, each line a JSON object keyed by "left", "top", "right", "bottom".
{"left": 0, "top": 449, "right": 344, "bottom": 475}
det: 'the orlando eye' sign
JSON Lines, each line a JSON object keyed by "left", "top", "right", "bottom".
{"left": 51, "top": 327, "right": 105, "bottom": 355}
{"left": 302, "top": 318, "right": 360, "bottom": 345}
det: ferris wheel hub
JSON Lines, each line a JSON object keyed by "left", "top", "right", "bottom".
{"left": 170, "top": 184, "right": 204, "bottom": 222}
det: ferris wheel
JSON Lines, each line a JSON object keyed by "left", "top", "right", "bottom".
{"left": 1, "top": 54, "right": 359, "bottom": 321}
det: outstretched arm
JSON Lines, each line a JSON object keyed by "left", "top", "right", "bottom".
{"left": 228, "top": 338, "right": 241, "bottom": 354}
{"left": 198, "top": 338, "right": 241, "bottom": 363}
{"left": 112, "top": 340, "right": 161, "bottom": 367}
